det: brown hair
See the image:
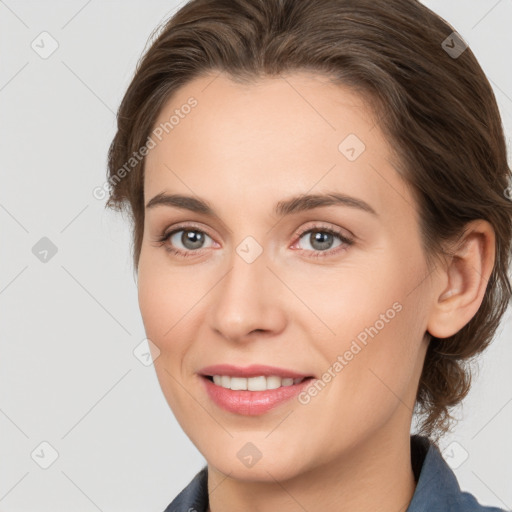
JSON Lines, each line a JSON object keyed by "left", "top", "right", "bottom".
{"left": 106, "top": 0, "right": 512, "bottom": 442}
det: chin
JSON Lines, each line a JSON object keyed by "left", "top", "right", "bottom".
{"left": 199, "top": 436, "right": 314, "bottom": 483}
{"left": 210, "top": 456, "right": 304, "bottom": 483}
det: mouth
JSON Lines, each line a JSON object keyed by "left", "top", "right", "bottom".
{"left": 202, "top": 374, "right": 314, "bottom": 391}
{"left": 198, "top": 366, "right": 316, "bottom": 415}
{"left": 197, "top": 364, "right": 316, "bottom": 414}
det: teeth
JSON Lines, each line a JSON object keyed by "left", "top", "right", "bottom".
{"left": 210, "top": 375, "right": 306, "bottom": 390}
{"left": 266, "top": 376, "right": 282, "bottom": 389}
{"left": 230, "top": 377, "right": 247, "bottom": 390}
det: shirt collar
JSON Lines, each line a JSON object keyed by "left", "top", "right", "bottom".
{"left": 407, "top": 434, "right": 460, "bottom": 511}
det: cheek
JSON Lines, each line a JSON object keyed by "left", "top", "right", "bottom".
{"left": 138, "top": 278, "right": 174, "bottom": 390}
{"left": 300, "top": 244, "right": 428, "bottom": 398}
{"left": 290, "top": 255, "right": 409, "bottom": 344}
{"left": 137, "top": 254, "right": 193, "bottom": 354}
{"left": 137, "top": 256, "right": 203, "bottom": 419}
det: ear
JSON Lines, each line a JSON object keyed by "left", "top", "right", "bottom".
{"left": 426, "top": 219, "right": 496, "bottom": 339}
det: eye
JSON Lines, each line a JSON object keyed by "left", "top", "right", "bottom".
{"left": 293, "top": 225, "right": 353, "bottom": 258}
{"left": 154, "top": 223, "right": 354, "bottom": 259}
{"left": 156, "top": 226, "right": 215, "bottom": 257}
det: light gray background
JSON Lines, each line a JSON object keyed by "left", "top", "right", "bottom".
{"left": 1, "top": 1, "right": 511, "bottom": 511}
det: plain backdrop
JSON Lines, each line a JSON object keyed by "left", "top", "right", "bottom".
{"left": 1, "top": 1, "right": 511, "bottom": 511}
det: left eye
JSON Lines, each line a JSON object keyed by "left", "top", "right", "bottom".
{"left": 295, "top": 228, "right": 352, "bottom": 253}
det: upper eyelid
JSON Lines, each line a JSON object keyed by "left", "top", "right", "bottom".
{"left": 295, "top": 222, "right": 353, "bottom": 238}
{"left": 164, "top": 221, "right": 349, "bottom": 235}
{"left": 165, "top": 221, "right": 213, "bottom": 236}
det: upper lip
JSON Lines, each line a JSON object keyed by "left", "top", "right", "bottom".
{"left": 199, "top": 364, "right": 313, "bottom": 379}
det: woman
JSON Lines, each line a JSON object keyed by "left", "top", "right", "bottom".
{"left": 105, "top": 0, "right": 511, "bottom": 510}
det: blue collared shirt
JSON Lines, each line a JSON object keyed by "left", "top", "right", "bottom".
{"left": 163, "top": 434, "right": 507, "bottom": 512}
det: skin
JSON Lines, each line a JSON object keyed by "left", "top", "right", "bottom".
{"left": 137, "top": 71, "right": 495, "bottom": 512}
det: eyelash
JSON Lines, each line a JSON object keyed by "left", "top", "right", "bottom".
{"left": 154, "top": 223, "right": 354, "bottom": 259}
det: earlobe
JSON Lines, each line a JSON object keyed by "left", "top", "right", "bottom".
{"left": 426, "top": 220, "right": 495, "bottom": 339}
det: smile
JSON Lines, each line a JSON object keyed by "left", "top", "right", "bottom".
{"left": 200, "top": 374, "right": 315, "bottom": 415}
{"left": 208, "top": 375, "right": 307, "bottom": 390}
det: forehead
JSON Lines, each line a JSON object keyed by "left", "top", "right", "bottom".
{"left": 143, "top": 71, "right": 414, "bottom": 222}
{"left": 148, "top": 71, "right": 378, "bottom": 152}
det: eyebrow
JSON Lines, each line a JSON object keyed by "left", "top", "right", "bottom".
{"left": 145, "top": 192, "right": 378, "bottom": 217}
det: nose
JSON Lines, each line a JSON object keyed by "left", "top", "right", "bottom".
{"left": 207, "top": 245, "right": 287, "bottom": 343}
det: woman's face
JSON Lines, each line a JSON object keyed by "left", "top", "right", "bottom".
{"left": 138, "top": 71, "right": 434, "bottom": 480}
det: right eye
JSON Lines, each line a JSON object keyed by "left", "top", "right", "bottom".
{"left": 157, "top": 226, "right": 216, "bottom": 257}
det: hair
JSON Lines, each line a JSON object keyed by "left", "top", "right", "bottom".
{"left": 106, "top": 0, "right": 512, "bottom": 442}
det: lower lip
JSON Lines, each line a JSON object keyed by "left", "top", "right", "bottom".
{"left": 200, "top": 376, "right": 314, "bottom": 415}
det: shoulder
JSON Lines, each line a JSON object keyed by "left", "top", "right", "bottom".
{"left": 408, "top": 435, "right": 507, "bottom": 512}
{"left": 457, "top": 490, "right": 508, "bottom": 512}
